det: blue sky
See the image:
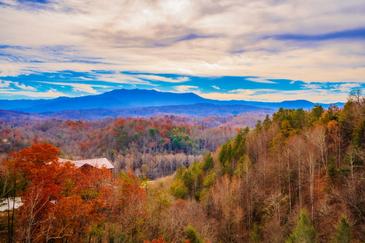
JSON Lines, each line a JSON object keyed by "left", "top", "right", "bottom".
{"left": 0, "top": 0, "right": 365, "bottom": 102}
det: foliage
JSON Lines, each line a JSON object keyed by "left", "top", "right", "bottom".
{"left": 219, "top": 128, "right": 248, "bottom": 175}
{"left": 170, "top": 178, "right": 188, "bottom": 199}
{"left": 286, "top": 210, "right": 316, "bottom": 243}
{"left": 0, "top": 116, "right": 237, "bottom": 179}
{"left": 1, "top": 93, "right": 365, "bottom": 242}
{"left": 184, "top": 224, "right": 203, "bottom": 243}
{"left": 333, "top": 216, "right": 351, "bottom": 243}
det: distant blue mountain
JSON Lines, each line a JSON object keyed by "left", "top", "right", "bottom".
{"left": 0, "top": 89, "right": 207, "bottom": 112}
{"left": 0, "top": 88, "right": 343, "bottom": 114}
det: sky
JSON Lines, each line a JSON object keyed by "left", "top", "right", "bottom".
{"left": 0, "top": 0, "right": 365, "bottom": 102}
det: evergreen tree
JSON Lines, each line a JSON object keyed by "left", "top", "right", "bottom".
{"left": 311, "top": 105, "right": 324, "bottom": 120}
{"left": 250, "top": 223, "right": 261, "bottom": 243}
{"left": 332, "top": 216, "right": 351, "bottom": 243}
{"left": 263, "top": 114, "right": 272, "bottom": 129}
{"left": 185, "top": 225, "right": 203, "bottom": 243}
{"left": 202, "top": 153, "right": 214, "bottom": 171}
{"left": 286, "top": 209, "right": 316, "bottom": 243}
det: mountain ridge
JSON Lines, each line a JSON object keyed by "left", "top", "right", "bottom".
{"left": 0, "top": 88, "right": 343, "bottom": 114}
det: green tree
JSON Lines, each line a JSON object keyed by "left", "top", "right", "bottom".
{"left": 202, "top": 153, "right": 214, "bottom": 171}
{"left": 281, "top": 119, "right": 293, "bottom": 137}
{"left": 219, "top": 143, "right": 233, "bottom": 174}
{"left": 170, "top": 163, "right": 204, "bottom": 200}
{"left": 310, "top": 105, "right": 324, "bottom": 124}
{"left": 332, "top": 216, "right": 351, "bottom": 243}
{"left": 311, "top": 105, "right": 324, "bottom": 120}
{"left": 286, "top": 209, "right": 316, "bottom": 243}
{"left": 352, "top": 120, "right": 365, "bottom": 148}
{"left": 168, "top": 127, "right": 194, "bottom": 152}
{"left": 250, "top": 223, "right": 261, "bottom": 243}
{"left": 263, "top": 115, "right": 272, "bottom": 129}
{"left": 185, "top": 225, "right": 203, "bottom": 243}
{"left": 255, "top": 120, "right": 262, "bottom": 131}
{"left": 218, "top": 128, "right": 248, "bottom": 175}
{"left": 170, "top": 178, "right": 188, "bottom": 199}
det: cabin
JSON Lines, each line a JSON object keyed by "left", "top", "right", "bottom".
{"left": 58, "top": 157, "right": 114, "bottom": 171}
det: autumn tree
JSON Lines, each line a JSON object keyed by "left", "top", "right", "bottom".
{"left": 1, "top": 143, "right": 114, "bottom": 242}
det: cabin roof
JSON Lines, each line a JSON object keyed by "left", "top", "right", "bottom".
{"left": 59, "top": 157, "right": 114, "bottom": 169}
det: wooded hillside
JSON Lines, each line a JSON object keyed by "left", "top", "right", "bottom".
{"left": 0, "top": 93, "right": 364, "bottom": 242}
{"left": 170, "top": 92, "right": 365, "bottom": 242}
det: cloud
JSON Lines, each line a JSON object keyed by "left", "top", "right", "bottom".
{"left": 0, "top": 79, "right": 36, "bottom": 91}
{"left": 196, "top": 79, "right": 365, "bottom": 103}
{"left": 0, "top": 0, "right": 364, "bottom": 84}
{"left": 134, "top": 74, "right": 189, "bottom": 83}
{"left": 302, "top": 83, "right": 323, "bottom": 89}
{"left": 246, "top": 77, "right": 276, "bottom": 84}
{"left": 13, "top": 82, "right": 37, "bottom": 91}
{"left": 0, "top": 80, "right": 11, "bottom": 88}
{"left": 271, "top": 27, "right": 365, "bottom": 42}
{"left": 63, "top": 83, "right": 97, "bottom": 94}
{"left": 173, "top": 85, "right": 199, "bottom": 92}
{"left": 0, "top": 89, "right": 67, "bottom": 99}
{"left": 198, "top": 89, "right": 349, "bottom": 103}
{"left": 333, "top": 82, "right": 362, "bottom": 92}
{"left": 36, "top": 81, "right": 99, "bottom": 94}
{"left": 1, "top": 69, "right": 364, "bottom": 102}
{"left": 0, "top": 79, "right": 62, "bottom": 99}
{"left": 93, "top": 72, "right": 154, "bottom": 85}
{"left": 0, "top": 0, "right": 365, "bottom": 101}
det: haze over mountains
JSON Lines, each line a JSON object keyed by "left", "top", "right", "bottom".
{"left": 0, "top": 89, "right": 343, "bottom": 119}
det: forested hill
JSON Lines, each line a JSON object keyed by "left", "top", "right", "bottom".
{"left": 170, "top": 94, "right": 365, "bottom": 242}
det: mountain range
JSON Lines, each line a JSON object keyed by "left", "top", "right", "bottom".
{"left": 0, "top": 89, "right": 343, "bottom": 119}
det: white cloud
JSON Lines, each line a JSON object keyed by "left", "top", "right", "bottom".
{"left": 0, "top": 79, "right": 65, "bottom": 98}
{"left": 36, "top": 81, "right": 100, "bottom": 94}
{"left": 334, "top": 83, "right": 362, "bottom": 92}
{"left": 173, "top": 85, "right": 198, "bottom": 92}
{"left": 13, "top": 82, "right": 37, "bottom": 91}
{"left": 70, "top": 83, "right": 97, "bottom": 94}
{"left": 0, "top": 80, "right": 11, "bottom": 88}
{"left": 0, "top": 80, "right": 36, "bottom": 91}
{"left": 134, "top": 74, "right": 189, "bottom": 83}
{"left": 303, "top": 83, "right": 323, "bottom": 89}
{"left": 0, "top": 0, "right": 364, "bottom": 84}
{"left": 198, "top": 88, "right": 350, "bottom": 103}
{"left": 246, "top": 77, "right": 275, "bottom": 84}
{"left": 93, "top": 72, "right": 154, "bottom": 85}
{"left": 0, "top": 89, "right": 67, "bottom": 99}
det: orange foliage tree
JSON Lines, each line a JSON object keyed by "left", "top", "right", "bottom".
{"left": 2, "top": 143, "right": 114, "bottom": 242}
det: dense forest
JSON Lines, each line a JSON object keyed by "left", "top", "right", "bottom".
{"left": 0, "top": 115, "right": 245, "bottom": 179}
{"left": 0, "top": 93, "right": 364, "bottom": 242}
